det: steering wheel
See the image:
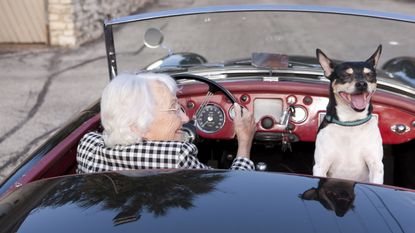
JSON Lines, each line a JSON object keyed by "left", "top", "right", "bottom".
{"left": 171, "top": 74, "right": 238, "bottom": 142}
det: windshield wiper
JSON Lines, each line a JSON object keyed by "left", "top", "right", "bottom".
{"left": 288, "top": 61, "right": 322, "bottom": 69}
{"left": 148, "top": 66, "right": 188, "bottom": 72}
{"left": 224, "top": 58, "right": 322, "bottom": 69}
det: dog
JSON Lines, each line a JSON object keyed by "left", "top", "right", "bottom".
{"left": 313, "top": 45, "right": 384, "bottom": 184}
{"left": 300, "top": 179, "right": 355, "bottom": 217}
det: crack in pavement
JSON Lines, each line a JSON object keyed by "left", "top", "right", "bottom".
{"left": 0, "top": 48, "right": 57, "bottom": 61}
{"left": 0, "top": 53, "right": 107, "bottom": 145}
{"left": 0, "top": 127, "right": 58, "bottom": 172}
{"left": 0, "top": 53, "right": 108, "bottom": 174}
{"left": 0, "top": 52, "right": 62, "bottom": 144}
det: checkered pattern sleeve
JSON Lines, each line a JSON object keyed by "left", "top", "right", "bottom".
{"left": 177, "top": 144, "right": 254, "bottom": 170}
{"left": 77, "top": 132, "right": 185, "bottom": 173}
{"left": 77, "top": 132, "right": 103, "bottom": 173}
{"left": 77, "top": 132, "right": 255, "bottom": 173}
{"left": 177, "top": 143, "right": 210, "bottom": 169}
{"left": 230, "top": 156, "right": 255, "bottom": 170}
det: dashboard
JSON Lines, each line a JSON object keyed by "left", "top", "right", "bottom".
{"left": 177, "top": 80, "right": 415, "bottom": 144}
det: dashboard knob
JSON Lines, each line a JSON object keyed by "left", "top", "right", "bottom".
{"left": 303, "top": 96, "right": 313, "bottom": 105}
{"left": 186, "top": 101, "right": 195, "bottom": 109}
{"left": 286, "top": 95, "right": 297, "bottom": 104}
{"left": 391, "top": 124, "right": 409, "bottom": 134}
{"left": 240, "top": 95, "right": 249, "bottom": 102}
{"left": 261, "top": 117, "right": 274, "bottom": 129}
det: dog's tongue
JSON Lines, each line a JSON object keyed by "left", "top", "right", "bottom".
{"left": 351, "top": 94, "right": 367, "bottom": 110}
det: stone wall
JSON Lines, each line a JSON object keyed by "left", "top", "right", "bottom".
{"left": 48, "top": 0, "right": 153, "bottom": 47}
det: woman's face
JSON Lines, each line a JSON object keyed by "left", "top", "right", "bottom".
{"left": 144, "top": 81, "right": 189, "bottom": 141}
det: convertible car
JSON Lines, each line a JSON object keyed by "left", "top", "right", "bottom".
{"left": 0, "top": 5, "right": 414, "bottom": 232}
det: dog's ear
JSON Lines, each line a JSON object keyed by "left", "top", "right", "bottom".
{"left": 300, "top": 188, "right": 318, "bottom": 200}
{"left": 316, "top": 49, "right": 334, "bottom": 78}
{"left": 366, "top": 44, "right": 382, "bottom": 68}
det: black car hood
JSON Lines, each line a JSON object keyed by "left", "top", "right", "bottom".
{"left": 1, "top": 170, "right": 414, "bottom": 233}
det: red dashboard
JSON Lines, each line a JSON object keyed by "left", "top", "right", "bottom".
{"left": 177, "top": 80, "right": 415, "bottom": 144}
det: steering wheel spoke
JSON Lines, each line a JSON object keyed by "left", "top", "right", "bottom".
{"left": 193, "top": 91, "right": 214, "bottom": 121}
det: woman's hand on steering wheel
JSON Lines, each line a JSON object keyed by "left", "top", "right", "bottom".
{"left": 172, "top": 74, "right": 256, "bottom": 145}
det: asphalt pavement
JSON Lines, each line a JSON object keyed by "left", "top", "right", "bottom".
{"left": 0, "top": 0, "right": 414, "bottom": 181}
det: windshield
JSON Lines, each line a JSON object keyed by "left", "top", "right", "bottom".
{"left": 108, "top": 6, "right": 415, "bottom": 89}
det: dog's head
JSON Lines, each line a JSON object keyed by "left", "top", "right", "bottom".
{"left": 316, "top": 45, "right": 382, "bottom": 112}
{"left": 300, "top": 179, "right": 356, "bottom": 217}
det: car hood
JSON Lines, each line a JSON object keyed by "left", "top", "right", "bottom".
{"left": 0, "top": 170, "right": 414, "bottom": 233}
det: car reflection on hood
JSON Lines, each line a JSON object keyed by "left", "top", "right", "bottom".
{"left": 1, "top": 170, "right": 415, "bottom": 233}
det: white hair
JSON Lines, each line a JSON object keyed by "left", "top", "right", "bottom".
{"left": 100, "top": 72, "right": 178, "bottom": 147}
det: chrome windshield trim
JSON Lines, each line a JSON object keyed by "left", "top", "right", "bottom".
{"left": 377, "top": 80, "right": 415, "bottom": 95}
{"left": 187, "top": 67, "right": 325, "bottom": 77}
{"left": 105, "top": 5, "right": 415, "bottom": 26}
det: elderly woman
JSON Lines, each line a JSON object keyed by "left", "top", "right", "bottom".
{"left": 77, "top": 73, "right": 256, "bottom": 173}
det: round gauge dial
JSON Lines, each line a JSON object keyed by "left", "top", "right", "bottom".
{"left": 291, "top": 106, "right": 308, "bottom": 123}
{"left": 196, "top": 104, "right": 225, "bottom": 133}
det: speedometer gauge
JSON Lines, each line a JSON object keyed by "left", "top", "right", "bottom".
{"left": 196, "top": 104, "right": 225, "bottom": 133}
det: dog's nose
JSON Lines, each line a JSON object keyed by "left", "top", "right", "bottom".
{"left": 355, "top": 81, "right": 368, "bottom": 90}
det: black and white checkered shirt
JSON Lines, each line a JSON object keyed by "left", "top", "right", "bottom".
{"left": 77, "top": 132, "right": 254, "bottom": 173}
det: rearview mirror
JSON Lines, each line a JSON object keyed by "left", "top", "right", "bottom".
{"left": 143, "top": 28, "right": 164, "bottom": 48}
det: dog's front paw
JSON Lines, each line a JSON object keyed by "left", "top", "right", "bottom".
{"left": 371, "top": 172, "right": 384, "bottom": 184}
{"left": 368, "top": 161, "right": 384, "bottom": 184}
{"left": 313, "top": 164, "right": 328, "bottom": 177}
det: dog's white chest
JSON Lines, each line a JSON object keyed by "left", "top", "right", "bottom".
{"left": 314, "top": 118, "right": 383, "bottom": 183}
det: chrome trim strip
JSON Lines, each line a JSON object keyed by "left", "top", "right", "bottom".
{"left": 188, "top": 68, "right": 325, "bottom": 77}
{"left": 377, "top": 80, "right": 415, "bottom": 95}
{"left": 105, "top": 5, "right": 415, "bottom": 26}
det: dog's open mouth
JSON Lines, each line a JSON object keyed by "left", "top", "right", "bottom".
{"left": 339, "top": 92, "right": 373, "bottom": 111}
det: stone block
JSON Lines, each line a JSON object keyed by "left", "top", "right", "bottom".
{"left": 48, "top": 14, "right": 60, "bottom": 21}
{"left": 63, "top": 30, "right": 75, "bottom": 36}
{"left": 65, "top": 23, "right": 75, "bottom": 30}
{"left": 63, "top": 14, "right": 74, "bottom": 21}
{"left": 49, "top": 22, "right": 67, "bottom": 30}
{"left": 60, "top": 0, "right": 73, "bottom": 4}
{"left": 48, "top": 0, "right": 61, "bottom": 4}
{"left": 49, "top": 5, "right": 72, "bottom": 14}
{"left": 50, "top": 36, "right": 59, "bottom": 45}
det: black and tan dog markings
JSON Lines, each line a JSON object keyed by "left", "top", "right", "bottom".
{"left": 313, "top": 45, "right": 384, "bottom": 184}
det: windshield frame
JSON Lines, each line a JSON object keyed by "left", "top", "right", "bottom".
{"left": 103, "top": 4, "right": 415, "bottom": 85}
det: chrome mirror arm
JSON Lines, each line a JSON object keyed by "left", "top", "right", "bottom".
{"left": 275, "top": 106, "right": 295, "bottom": 129}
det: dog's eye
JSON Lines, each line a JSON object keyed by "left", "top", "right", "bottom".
{"left": 340, "top": 73, "right": 353, "bottom": 82}
{"left": 365, "top": 72, "right": 376, "bottom": 82}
